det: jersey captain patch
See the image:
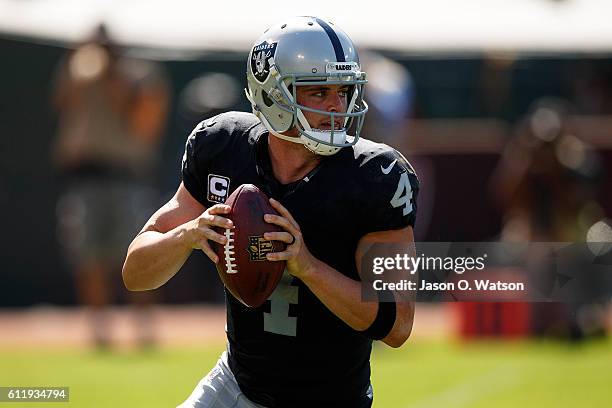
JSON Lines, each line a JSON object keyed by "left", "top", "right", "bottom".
{"left": 207, "top": 174, "right": 231, "bottom": 203}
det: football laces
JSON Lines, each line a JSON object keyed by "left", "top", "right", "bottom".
{"left": 223, "top": 229, "right": 237, "bottom": 274}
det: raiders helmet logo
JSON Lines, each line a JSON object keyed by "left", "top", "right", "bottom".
{"left": 251, "top": 41, "right": 278, "bottom": 83}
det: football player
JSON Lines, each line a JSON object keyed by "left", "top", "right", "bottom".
{"left": 123, "top": 16, "right": 419, "bottom": 408}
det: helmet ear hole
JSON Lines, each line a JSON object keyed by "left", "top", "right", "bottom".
{"left": 262, "top": 91, "right": 274, "bottom": 107}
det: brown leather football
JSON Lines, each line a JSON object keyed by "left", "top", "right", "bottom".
{"left": 214, "top": 184, "right": 286, "bottom": 308}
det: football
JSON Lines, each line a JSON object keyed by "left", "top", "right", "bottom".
{"left": 214, "top": 184, "right": 286, "bottom": 308}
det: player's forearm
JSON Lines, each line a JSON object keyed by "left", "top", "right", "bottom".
{"left": 300, "top": 259, "right": 414, "bottom": 347}
{"left": 300, "top": 260, "right": 377, "bottom": 331}
{"left": 122, "top": 227, "right": 193, "bottom": 291}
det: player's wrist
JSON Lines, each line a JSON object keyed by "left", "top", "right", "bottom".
{"left": 295, "top": 254, "right": 321, "bottom": 282}
{"left": 174, "top": 223, "right": 197, "bottom": 250}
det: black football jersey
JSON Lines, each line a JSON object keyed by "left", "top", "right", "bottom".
{"left": 182, "top": 112, "right": 419, "bottom": 408}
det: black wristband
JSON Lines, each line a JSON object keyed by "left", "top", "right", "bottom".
{"left": 360, "top": 291, "right": 396, "bottom": 340}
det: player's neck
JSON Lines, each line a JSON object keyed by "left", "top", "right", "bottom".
{"left": 268, "top": 134, "right": 322, "bottom": 185}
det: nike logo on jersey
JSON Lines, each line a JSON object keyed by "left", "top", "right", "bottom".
{"left": 380, "top": 159, "right": 397, "bottom": 175}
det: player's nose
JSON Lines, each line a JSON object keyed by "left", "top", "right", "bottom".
{"left": 326, "top": 91, "right": 346, "bottom": 113}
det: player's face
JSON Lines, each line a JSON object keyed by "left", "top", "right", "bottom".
{"left": 295, "top": 84, "right": 349, "bottom": 131}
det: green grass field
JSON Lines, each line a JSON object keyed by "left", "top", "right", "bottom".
{"left": 1, "top": 338, "right": 611, "bottom": 407}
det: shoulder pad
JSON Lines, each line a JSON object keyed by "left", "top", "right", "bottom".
{"left": 352, "top": 138, "right": 416, "bottom": 176}
{"left": 187, "top": 111, "right": 263, "bottom": 159}
{"left": 348, "top": 138, "right": 420, "bottom": 231}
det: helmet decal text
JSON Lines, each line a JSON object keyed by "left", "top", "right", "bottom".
{"left": 325, "top": 61, "right": 360, "bottom": 75}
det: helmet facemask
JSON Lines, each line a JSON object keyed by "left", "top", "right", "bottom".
{"left": 284, "top": 71, "right": 368, "bottom": 154}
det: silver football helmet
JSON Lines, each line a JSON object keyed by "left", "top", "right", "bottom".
{"left": 245, "top": 16, "right": 368, "bottom": 156}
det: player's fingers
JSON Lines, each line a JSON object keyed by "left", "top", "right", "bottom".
{"left": 199, "top": 213, "right": 234, "bottom": 229}
{"left": 266, "top": 250, "right": 293, "bottom": 261}
{"left": 263, "top": 231, "right": 295, "bottom": 244}
{"left": 269, "top": 198, "right": 300, "bottom": 230}
{"left": 207, "top": 204, "right": 232, "bottom": 215}
{"left": 264, "top": 213, "right": 298, "bottom": 235}
{"left": 199, "top": 227, "right": 228, "bottom": 245}
{"left": 198, "top": 241, "right": 219, "bottom": 264}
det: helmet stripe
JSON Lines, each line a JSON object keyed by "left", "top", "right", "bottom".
{"left": 314, "top": 18, "right": 345, "bottom": 62}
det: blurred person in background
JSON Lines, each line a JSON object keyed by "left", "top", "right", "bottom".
{"left": 52, "top": 24, "right": 171, "bottom": 349}
{"left": 490, "top": 97, "right": 608, "bottom": 340}
{"left": 359, "top": 51, "right": 415, "bottom": 147}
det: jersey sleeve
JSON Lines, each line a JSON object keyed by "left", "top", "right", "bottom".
{"left": 181, "top": 122, "right": 208, "bottom": 205}
{"left": 181, "top": 116, "right": 233, "bottom": 206}
{"left": 363, "top": 151, "right": 420, "bottom": 233}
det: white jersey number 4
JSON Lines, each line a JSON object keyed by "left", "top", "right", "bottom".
{"left": 390, "top": 172, "right": 413, "bottom": 216}
{"left": 264, "top": 269, "right": 298, "bottom": 337}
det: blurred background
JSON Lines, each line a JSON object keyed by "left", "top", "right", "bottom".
{"left": 1, "top": 0, "right": 611, "bottom": 407}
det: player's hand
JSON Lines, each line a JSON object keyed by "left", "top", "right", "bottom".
{"left": 264, "top": 198, "right": 316, "bottom": 279}
{"left": 184, "top": 204, "right": 234, "bottom": 263}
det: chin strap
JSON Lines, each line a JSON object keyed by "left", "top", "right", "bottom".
{"left": 262, "top": 111, "right": 341, "bottom": 156}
